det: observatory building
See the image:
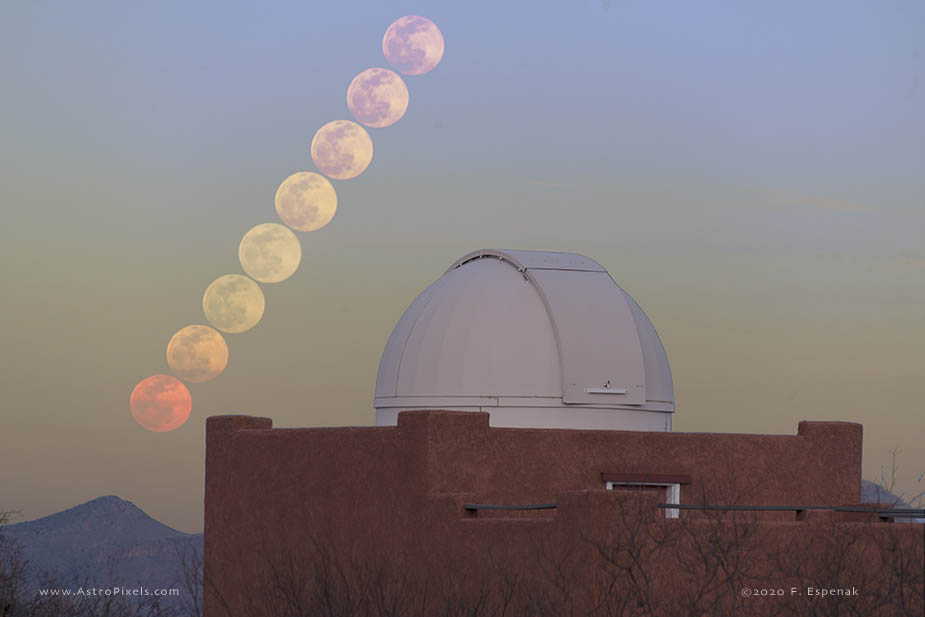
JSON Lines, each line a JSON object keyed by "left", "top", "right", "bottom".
{"left": 375, "top": 249, "right": 673, "bottom": 431}
{"left": 203, "top": 249, "right": 922, "bottom": 617}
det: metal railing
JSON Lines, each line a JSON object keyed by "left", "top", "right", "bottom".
{"left": 656, "top": 503, "right": 925, "bottom": 518}
{"left": 461, "top": 502, "right": 924, "bottom": 518}
{"left": 463, "top": 503, "right": 557, "bottom": 511}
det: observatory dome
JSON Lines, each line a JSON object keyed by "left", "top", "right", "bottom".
{"left": 374, "top": 249, "right": 674, "bottom": 431}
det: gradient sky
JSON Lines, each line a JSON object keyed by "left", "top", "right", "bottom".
{"left": 2, "top": 1, "right": 923, "bottom": 533}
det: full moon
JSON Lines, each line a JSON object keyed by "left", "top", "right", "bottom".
{"left": 202, "top": 274, "right": 265, "bottom": 334}
{"left": 166, "top": 325, "right": 229, "bottom": 383}
{"left": 275, "top": 172, "right": 337, "bottom": 232}
{"left": 347, "top": 68, "right": 409, "bottom": 128}
{"left": 238, "top": 223, "right": 302, "bottom": 283}
{"left": 130, "top": 374, "right": 192, "bottom": 432}
{"left": 382, "top": 16, "right": 445, "bottom": 76}
{"left": 310, "top": 120, "right": 373, "bottom": 180}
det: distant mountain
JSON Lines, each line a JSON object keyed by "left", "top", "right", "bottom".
{"left": 861, "top": 479, "right": 924, "bottom": 523}
{"left": 1, "top": 496, "right": 201, "bottom": 592}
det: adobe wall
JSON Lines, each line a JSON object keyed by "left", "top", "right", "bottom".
{"left": 398, "top": 410, "right": 862, "bottom": 508}
{"left": 204, "top": 410, "right": 889, "bottom": 617}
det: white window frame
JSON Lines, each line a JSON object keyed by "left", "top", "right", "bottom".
{"left": 605, "top": 480, "right": 682, "bottom": 519}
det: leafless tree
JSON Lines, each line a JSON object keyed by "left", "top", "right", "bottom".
{"left": 873, "top": 448, "right": 925, "bottom": 512}
{"left": 873, "top": 522, "right": 925, "bottom": 616}
{"left": 197, "top": 502, "right": 921, "bottom": 617}
{"left": 174, "top": 543, "right": 202, "bottom": 617}
{"left": 585, "top": 489, "right": 678, "bottom": 617}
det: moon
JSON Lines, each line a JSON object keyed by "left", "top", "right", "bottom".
{"left": 347, "top": 68, "right": 409, "bottom": 128}
{"left": 310, "top": 120, "right": 373, "bottom": 180}
{"left": 238, "top": 223, "right": 301, "bottom": 283}
{"left": 166, "top": 324, "right": 229, "bottom": 383}
{"left": 382, "top": 16, "right": 445, "bottom": 76}
{"left": 275, "top": 172, "right": 337, "bottom": 232}
{"left": 130, "top": 374, "right": 192, "bottom": 432}
{"left": 203, "top": 274, "right": 265, "bottom": 334}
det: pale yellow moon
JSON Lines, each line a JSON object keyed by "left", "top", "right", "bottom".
{"left": 382, "top": 16, "right": 445, "bottom": 76}
{"left": 166, "top": 325, "right": 229, "bottom": 383}
{"left": 347, "top": 68, "right": 409, "bottom": 128}
{"left": 275, "top": 172, "right": 337, "bottom": 231}
{"left": 310, "top": 120, "right": 373, "bottom": 180}
{"left": 202, "top": 274, "right": 265, "bottom": 334}
{"left": 238, "top": 223, "right": 301, "bottom": 283}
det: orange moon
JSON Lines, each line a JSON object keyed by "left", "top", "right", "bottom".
{"left": 166, "top": 325, "right": 229, "bottom": 383}
{"left": 275, "top": 172, "right": 337, "bottom": 231}
{"left": 347, "top": 68, "right": 409, "bottom": 128}
{"left": 310, "top": 120, "right": 373, "bottom": 180}
{"left": 382, "top": 16, "right": 444, "bottom": 76}
{"left": 130, "top": 374, "right": 192, "bottom": 432}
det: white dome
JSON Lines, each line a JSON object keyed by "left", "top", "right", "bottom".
{"left": 374, "top": 249, "right": 674, "bottom": 431}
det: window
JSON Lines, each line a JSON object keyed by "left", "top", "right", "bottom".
{"left": 601, "top": 473, "right": 692, "bottom": 519}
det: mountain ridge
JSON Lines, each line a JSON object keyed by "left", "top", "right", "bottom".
{"left": 2, "top": 495, "right": 201, "bottom": 592}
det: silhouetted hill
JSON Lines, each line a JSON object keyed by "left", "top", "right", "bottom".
{"left": 2, "top": 496, "right": 201, "bottom": 591}
{"left": 861, "top": 479, "right": 923, "bottom": 523}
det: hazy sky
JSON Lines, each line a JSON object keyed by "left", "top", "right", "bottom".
{"left": 2, "top": 1, "right": 923, "bottom": 533}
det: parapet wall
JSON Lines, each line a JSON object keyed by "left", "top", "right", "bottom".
{"left": 394, "top": 410, "right": 863, "bottom": 508}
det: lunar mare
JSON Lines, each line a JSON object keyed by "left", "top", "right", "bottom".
{"left": 238, "top": 223, "right": 302, "bottom": 283}
{"left": 310, "top": 120, "right": 373, "bottom": 180}
{"left": 275, "top": 172, "right": 337, "bottom": 231}
{"left": 130, "top": 374, "right": 192, "bottom": 432}
{"left": 347, "top": 68, "right": 409, "bottom": 128}
{"left": 203, "top": 274, "right": 265, "bottom": 333}
{"left": 166, "top": 324, "right": 229, "bottom": 383}
{"left": 382, "top": 16, "right": 444, "bottom": 76}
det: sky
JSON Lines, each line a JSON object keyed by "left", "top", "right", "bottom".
{"left": 1, "top": 0, "right": 923, "bottom": 534}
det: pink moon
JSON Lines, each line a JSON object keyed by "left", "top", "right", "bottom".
{"left": 310, "top": 120, "right": 374, "bottom": 180}
{"left": 347, "top": 68, "right": 409, "bottom": 128}
{"left": 382, "top": 16, "right": 445, "bottom": 76}
{"left": 129, "top": 374, "right": 192, "bottom": 432}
